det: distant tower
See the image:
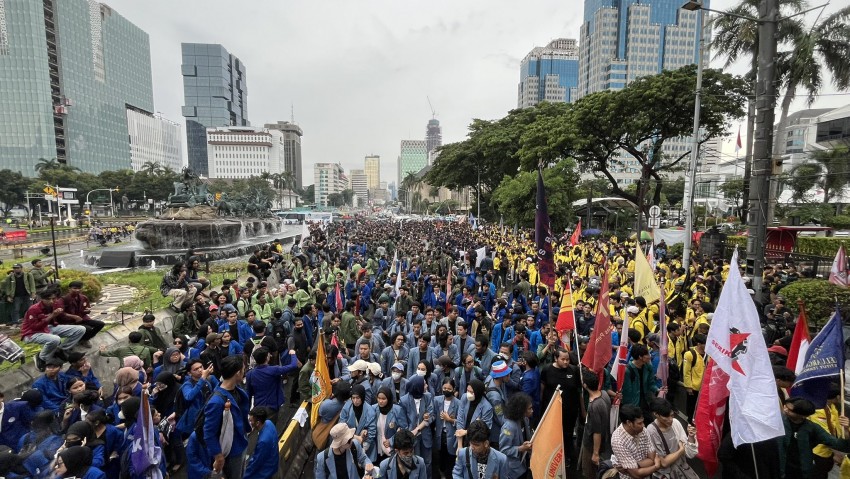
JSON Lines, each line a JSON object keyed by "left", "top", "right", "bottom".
{"left": 426, "top": 119, "right": 442, "bottom": 157}
{"left": 518, "top": 38, "right": 579, "bottom": 108}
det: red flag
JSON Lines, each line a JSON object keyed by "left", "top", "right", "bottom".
{"left": 582, "top": 269, "right": 612, "bottom": 372}
{"left": 695, "top": 359, "right": 731, "bottom": 477}
{"left": 656, "top": 282, "right": 669, "bottom": 396}
{"left": 609, "top": 313, "right": 631, "bottom": 433}
{"left": 829, "top": 245, "right": 849, "bottom": 288}
{"left": 569, "top": 219, "right": 582, "bottom": 246}
{"left": 786, "top": 301, "right": 812, "bottom": 374}
{"left": 555, "top": 279, "right": 575, "bottom": 331}
{"left": 334, "top": 283, "right": 343, "bottom": 311}
{"left": 735, "top": 125, "right": 742, "bottom": 154}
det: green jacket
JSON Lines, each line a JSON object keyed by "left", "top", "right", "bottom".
{"left": 2, "top": 271, "right": 36, "bottom": 298}
{"left": 620, "top": 361, "right": 658, "bottom": 409}
{"left": 138, "top": 325, "right": 169, "bottom": 351}
{"left": 99, "top": 343, "right": 158, "bottom": 368}
{"left": 340, "top": 311, "right": 359, "bottom": 346}
{"left": 292, "top": 289, "right": 312, "bottom": 312}
{"left": 779, "top": 415, "right": 850, "bottom": 477}
{"left": 29, "top": 267, "right": 54, "bottom": 290}
{"left": 298, "top": 361, "right": 315, "bottom": 401}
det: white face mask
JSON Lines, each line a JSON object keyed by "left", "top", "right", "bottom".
{"left": 416, "top": 370, "right": 426, "bottom": 377}
{"left": 466, "top": 392, "right": 475, "bottom": 401}
{"left": 392, "top": 372, "right": 402, "bottom": 381}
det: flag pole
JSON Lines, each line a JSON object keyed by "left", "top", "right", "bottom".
{"left": 750, "top": 444, "right": 760, "bottom": 479}
{"left": 530, "top": 385, "right": 562, "bottom": 443}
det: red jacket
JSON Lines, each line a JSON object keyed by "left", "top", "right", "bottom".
{"left": 55, "top": 293, "right": 91, "bottom": 323}
{"left": 20, "top": 301, "right": 54, "bottom": 339}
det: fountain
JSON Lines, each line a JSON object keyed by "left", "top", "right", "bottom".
{"left": 88, "top": 168, "right": 300, "bottom": 268}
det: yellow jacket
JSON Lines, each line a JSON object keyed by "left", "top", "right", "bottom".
{"left": 683, "top": 348, "right": 706, "bottom": 390}
{"left": 811, "top": 403, "right": 841, "bottom": 458}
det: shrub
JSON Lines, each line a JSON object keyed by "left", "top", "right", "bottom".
{"left": 826, "top": 215, "right": 850, "bottom": 230}
{"left": 667, "top": 243, "right": 684, "bottom": 259}
{"left": 778, "top": 279, "right": 850, "bottom": 327}
{"left": 795, "top": 237, "right": 846, "bottom": 257}
{"left": 57, "top": 270, "right": 103, "bottom": 302}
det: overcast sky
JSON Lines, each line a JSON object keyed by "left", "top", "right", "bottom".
{"left": 106, "top": 0, "right": 848, "bottom": 187}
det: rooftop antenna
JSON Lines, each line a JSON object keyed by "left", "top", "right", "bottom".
{"left": 427, "top": 96, "right": 436, "bottom": 119}
{"left": 290, "top": 103, "right": 295, "bottom": 123}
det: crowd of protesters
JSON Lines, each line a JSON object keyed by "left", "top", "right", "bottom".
{"left": 0, "top": 217, "right": 849, "bottom": 479}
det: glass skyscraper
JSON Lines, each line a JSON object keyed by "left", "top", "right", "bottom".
{"left": 0, "top": 0, "right": 154, "bottom": 176}
{"left": 518, "top": 38, "right": 580, "bottom": 108}
{"left": 398, "top": 140, "right": 428, "bottom": 187}
{"left": 181, "top": 43, "right": 248, "bottom": 176}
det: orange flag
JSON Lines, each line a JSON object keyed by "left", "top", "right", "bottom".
{"left": 310, "top": 330, "right": 331, "bottom": 428}
{"left": 530, "top": 389, "right": 566, "bottom": 479}
{"left": 569, "top": 219, "right": 582, "bottom": 246}
{"left": 556, "top": 279, "right": 575, "bottom": 331}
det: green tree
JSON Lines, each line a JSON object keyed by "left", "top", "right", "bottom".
{"left": 327, "top": 193, "right": 344, "bottom": 207}
{"left": 0, "top": 170, "right": 30, "bottom": 217}
{"left": 340, "top": 189, "right": 355, "bottom": 207}
{"left": 718, "top": 177, "right": 747, "bottom": 216}
{"left": 804, "top": 146, "right": 850, "bottom": 203}
{"left": 786, "top": 163, "right": 821, "bottom": 202}
{"left": 490, "top": 159, "right": 580, "bottom": 232}
{"left": 300, "top": 185, "right": 315, "bottom": 204}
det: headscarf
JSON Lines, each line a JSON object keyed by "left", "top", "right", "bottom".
{"left": 123, "top": 355, "right": 144, "bottom": 375}
{"left": 160, "top": 347, "right": 183, "bottom": 375}
{"left": 114, "top": 367, "right": 140, "bottom": 390}
{"left": 406, "top": 375, "right": 425, "bottom": 400}
{"left": 465, "top": 379, "right": 486, "bottom": 428}
{"left": 21, "top": 389, "right": 43, "bottom": 408}
{"left": 152, "top": 371, "right": 178, "bottom": 415}
{"left": 58, "top": 446, "right": 93, "bottom": 477}
{"left": 120, "top": 397, "right": 141, "bottom": 426}
{"left": 351, "top": 384, "right": 366, "bottom": 420}
{"left": 65, "top": 421, "right": 96, "bottom": 447}
{"left": 377, "top": 386, "right": 394, "bottom": 415}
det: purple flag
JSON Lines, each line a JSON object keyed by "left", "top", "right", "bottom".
{"left": 535, "top": 167, "right": 555, "bottom": 290}
{"left": 656, "top": 284, "right": 669, "bottom": 397}
{"left": 131, "top": 390, "right": 163, "bottom": 478}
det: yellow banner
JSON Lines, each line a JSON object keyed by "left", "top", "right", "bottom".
{"left": 311, "top": 331, "right": 331, "bottom": 428}
{"left": 634, "top": 245, "right": 661, "bottom": 305}
{"left": 530, "top": 391, "right": 566, "bottom": 479}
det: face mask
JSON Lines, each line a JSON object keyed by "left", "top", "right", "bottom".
{"left": 466, "top": 392, "right": 475, "bottom": 401}
{"left": 392, "top": 372, "right": 402, "bottom": 381}
{"left": 443, "top": 390, "right": 454, "bottom": 398}
{"left": 398, "top": 455, "right": 415, "bottom": 468}
{"left": 118, "top": 411, "right": 125, "bottom": 420}
{"left": 416, "top": 370, "right": 426, "bottom": 377}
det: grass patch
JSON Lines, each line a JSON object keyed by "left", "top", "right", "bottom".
{"left": 98, "top": 270, "right": 169, "bottom": 313}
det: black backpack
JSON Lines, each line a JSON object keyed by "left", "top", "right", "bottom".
{"left": 173, "top": 379, "right": 212, "bottom": 421}
{"left": 192, "top": 390, "right": 226, "bottom": 447}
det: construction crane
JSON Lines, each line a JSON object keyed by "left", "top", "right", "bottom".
{"left": 427, "top": 96, "right": 437, "bottom": 119}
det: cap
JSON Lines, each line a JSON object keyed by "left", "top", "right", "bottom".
{"left": 626, "top": 306, "right": 640, "bottom": 314}
{"left": 66, "top": 351, "right": 85, "bottom": 364}
{"left": 12, "top": 263, "right": 22, "bottom": 268}
{"left": 436, "top": 355, "right": 456, "bottom": 369}
{"left": 222, "top": 304, "right": 236, "bottom": 313}
{"left": 347, "top": 359, "right": 369, "bottom": 372}
{"left": 391, "top": 362, "right": 405, "bottom": 372}
{"left": 329, "top": 423, "right": 356, "bottom": 449}
{"left": 619, "top": 292, "right": 630, "bottom": 298}
{"left": 45, "top": 357, "right": 65, "bottom": 367}
{"left": 767, "top": 345, "right": 788, "bottom": 356}
{"left": 490, "top": 360, "right": 510, "bottom": 379}
{"left": 206, "top": 332, "right": 223, "bottom": 344}
{"left": 645, "top": 333, "right": 660, "bottom": 345}
{"left": 367, "top": 362, "right": 382, "bottom": 377}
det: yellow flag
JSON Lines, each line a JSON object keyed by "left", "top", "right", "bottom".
{"left": 634, "top": 245, "right": 661, "bottom": 305}
{"left": 311, "top": 331, "right": 331, "bottom": 428}
{"left": 530, "top": 390, "right": 566, "bottom": 479}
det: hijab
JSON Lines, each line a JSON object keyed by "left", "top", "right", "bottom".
{"left": 406, "top": 375, "right": 425, "bottom": 400}
{"left": 465, "top": 379, "right": 486, "bottom": 427}
{"left": 58, "top": 446, "right": 93, "bottom": 477}
{"left": 114, "top": 367, "right": 140, "bottom": 390}
{"left": 377, "top": 387, "right": 393, "bottom": 415}
{"left": 351, "top": 384, "right": 366, "bottom": 420}
{"left": 123, "top": 355, "right": 146, "bottom": 382}
{"left": 160, "top": 347, "right": 183, "bottom": 375}
{"left": 65, "top": 421, "right": 101, "bottom": 447}
{"left": 152, "top": 371, "right": 179, "bottom": 415}
{"left": 120, "top": 397, "right": 141, "bottom": 427}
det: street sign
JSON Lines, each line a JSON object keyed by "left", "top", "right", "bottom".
{"left": 648, "top": 217, "right": 661, "bottom": 229}
{"left": 43, "top": 186, "right": 56, "bottom": 196}
{"left": 44, "top": 195, "right": 55, "bottom": 201}
{"left": 649, "top": 205, "right": 661, "bottom": 218}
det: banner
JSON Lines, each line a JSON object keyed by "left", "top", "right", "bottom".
{"left": 656, "top": 283, "right": 669, "bottom": 396}
{"left": 705, "top": 249, "right": 784, "bottom": 447}
{"left": 475, "top": 247, "right": 486, "bottom": 268}
{"left": 634, "top": 244, "right": 661, "bottom": 304}
{"left": 555, "top": 279, "right": 575, "bottom": 331}
{"left": 791, "top": 309, "right": 845, "bottom": 408}
{"left": 582, "top": 268, "right": 613, "bottom": 372}
{"left": 131, "top": 390, "right": 164, "bottom": 479}
{"left": 535, "top": 167, "right": 556, "bottom": 290}
{"left": 695, "top": 359, "right": 731, "bottom": 477}
{"left": 530, "top": 390, "right": 566, "bottom": 479}
{"left": 786, "top": 303, "right": 811, "bottom": 374}
{"left": 310, "top": 330, "right": 332, "bottom": 428}
{"left": 569, "top": 219, "right": 582, "bottom": 246}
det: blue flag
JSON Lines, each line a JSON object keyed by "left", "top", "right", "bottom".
{"left": 791, "top": 309, "right": 845, "bottom": 408}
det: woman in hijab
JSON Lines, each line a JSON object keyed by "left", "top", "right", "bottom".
{"left": 85, "top": 410, "right": 124, "bottom": 479}
{"left": 372, "top": 386, "right": 407, "bottom": 465}
{"left": 54, "top": 445, "right": 105, "bottom": 479}
{"left": 119, "top": 397, "right": 168, "bottom": 479}
{"left": 113, "top": 367, "right": 142, "bottom": 401}
{"left": 399, "top": 375, "right": 435, "bottom": 476}
{"left": 150, "top": 372, "right": 185, "bottom": 474}
{"left": 62, "top": 420, "right": 106, "bottom": 469}
{"left": 18, "top": 410, "right": 64, "bottom": 476}
{"left": 340, "top": 384, "right": 378, "bottom": 462}
{"left": 0, "top": 451, "right": 28, "bottom": 478}
{"left": 123, "top": 355, "right": 146, "bottom": 384}
{"left": 153, "top": 347, "right": 185, "bottom": 381}
{"left": 104, "top": 386, "right": 134, "bottom": 427}
{"left": 454, "top": 378, "right": 493, "bottom": 449}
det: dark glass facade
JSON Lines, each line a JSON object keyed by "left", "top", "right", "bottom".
{"left": 181, "top": 43, "right": 248, "bottom": 176}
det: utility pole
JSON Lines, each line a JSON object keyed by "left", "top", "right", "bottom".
{"left": 682, "top": 6, "right": 706, "bottom": 272}
{"left": 746, "top": 0, "right": 779, "bottom": 303}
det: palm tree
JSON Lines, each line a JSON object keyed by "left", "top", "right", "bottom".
{"left": 811, "top": 146, "right": 850, "bottom": 203}
{"left": 140, "top": 161, "right": 165, "bottom": 177}
{"left": 773, "top": 6, "right": 850, "bottom": 155}
{"left": 34, "top": 158, "right": 58, "bottom": 173}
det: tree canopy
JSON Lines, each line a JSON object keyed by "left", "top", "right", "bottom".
{"left": 490, "top": 159, "right": 580, "bottom": 232}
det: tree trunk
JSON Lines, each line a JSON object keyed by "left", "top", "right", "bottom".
{"left": 740, "top": 89, "right": 756, "bottom": 223}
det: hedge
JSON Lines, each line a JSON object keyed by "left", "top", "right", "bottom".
{"left": 795, "top": 237, "right": 849, "bottom": 257}
{"left": 778, "top": 279, "right": 850, "bottom": 327}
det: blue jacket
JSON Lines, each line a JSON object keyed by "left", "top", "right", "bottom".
{"left": 452, "top": 367, "right": 485, "bottom": 398}
{"left": 399, "top": 393, "right": 435, "bottom": 448}
{"left": 243, "top": 420, "right": 279, "bottom": 479}
{"left": 379, "top": 454, "right": 428, "bottom": 479}
{"left": 246, "top": 353, "right": 300, "bottom": 410}
{"left": 379, "top": 377, "right": 408, "bottom": 404}
{"left": 81, "top": 467, "right": 107, "bottom": 479}
{"left": 18, "top": 433, "right": 63, "bottom": 476}
{"left": 380, "top": 346, "right": 409, "bottom": 377}
{"left": 499, "top": 418, "right": 531, "bottom": 479}
{"left": 315, "top": 439, "right": 371, "bottom": 479}
{"left": 430, "top": 343, "right": 460, "bottom": 366}
{"left": 340, "top": 400, "right": 378, "bottom": 461}
{"left": 407, "top": 347, "right": 435, "bottom": 378}
{"left": 432, "top": 395, "right": 460, "bottom": 452}
{"left": 63, "top": 367, "right": 102, "bottom": 390}
{"left": 218, "top": 319, "right": 255, "bottom": 344}
{"left": 484, "top": 377, "right": 508, "bottom": 442}
{"left": 0, "top": 400, "right": 36, "bottom": 452}
{"left": 453, "top": 446, "right": 509, "bottom": 479}
{"left": 490, "top": 322, "right": 514, "bottom": 352}
{"left": 203, "top": 385, "right": 251, "bottom": 458}
{"left": 372, "top": 403, "right": 408, "bottom": 453}
{"left": 32, "top": 374, "right": 68, "bottom": 412}
{"left": 455, "top": 395, "right": 494, "bottom": 432}
{"left": 186, "top": 430, "right": 211, "bottom": 477}
{"left": 318, "top": 398, "right": 345, "bottom": 423}
{"left": 520, "top": 368, "right": 541, "bottom": 418}
{"left": 176, "top": 376, "right": 219, "bottom": 435}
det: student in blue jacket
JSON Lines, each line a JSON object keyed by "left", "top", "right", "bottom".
{"left": 373, "top": 386, "right": 408, "bottom": 465}
{"left": 452, "top": 420, "right": 509, "bottom": 479}
{"left": 378, "top": 429, "right": 428, "bottom": 479}
{"left": 243, "top": 406, "right": 279, "bottom": 479}
{"left": 399, "top": 376, "right": 434, "bottom": 477}
{"left": 433, "top": 377, "right": 460, "bottom": 479}
{"left": 0, "top": 390, "right": 42, "bottom": 452}
{"left": 339, "top": 384, "right": 378, "bottom": 462}
{"left": 176, "top": 360, "right": 219, "bottom": 437}
{"left": 454, "top": 379, "right": 493, "bottom": 451}
{"left": 245, "top": 347, "right": 301, "bottom": 423}
{"left": 499, "top": 393, "right": 534, "bottom": 479}
{"left": 315, "top": 423, "right": 374, "bottom": 479}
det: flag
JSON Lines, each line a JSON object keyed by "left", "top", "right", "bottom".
{"left": 311, "top": 330, "right": 332, "bottom": 428}
{"left": 786, "top": 302, "right": 812, "bottom": 374}
{"left": 656, "top": 283, "right": 669, "bottom": 397}
{"left": 735, "top": 125, "right": 742, "bottom": 155}
{"left": 469, "top": 213, "right": 477, "bottom": 230}
{"left": 389, "top": 250, "right": 398, "bottom": 276}
{"left": 555, "top": 279, "right": 575, "bottom": 331}
{"left": 609, "top": 314, "right": 631, "bottom": 433}
{"left": 829, "top": 245, "right": 849, "bottom": 288}
{"left": 131, "top": 390, "right": 164, "bottom": 479}
{"left": 475, "top": 246, "right": 486, "bottom": 268}
{"left": 569, "top": 219, "right": 582, "bottom": 246}
{"left": 582, "top": 268, "right": 613, "bottom": 372}
{"left": 705, "top": 248, "right": 784, "bottom": 447}
{"left": 634, "top": 244, "right": 661, "bottom": 304}
{"left": 695, "top": 359, "right": 731, "bottom": 477}
{"left": 535, "top": 167, "right": 556, "bottom": 290}
{"left": 791, "top": 309, "right": 845, "bottom": 408}
{"left": 530, "top": 389, "right": 566, "bottom": 479}
{"left": 647, "top": 245, "right": 656, "bottom": 272}
{"left": 333, "top": 283, "right": 343, "bottom": 312}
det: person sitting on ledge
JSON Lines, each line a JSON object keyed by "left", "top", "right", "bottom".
{"left": 187, "top": 256, "right": 210, "bottom": 293}
{"left": 55, "top": 281, "right": 105, "bottom": 349}
{"left": 21, "top": 288, "right": 86, "bottom": 372}
{"left": 160, "top": 262, "right": 197, "bottom": 313}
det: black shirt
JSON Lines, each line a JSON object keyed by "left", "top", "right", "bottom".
{"left": 539, "top": 363, "right": 581, "bottom": 414}
{"left": 333, "top": 450, "right": 349, "bottom": 479}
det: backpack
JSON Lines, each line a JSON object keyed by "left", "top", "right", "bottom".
{"left": 193, "top": 390, "right": 227, "bottom": 447}
{"left": 173, "top": 378, "right": 212, "bottom": 421}
{"left": 247, "top": 337, "right": 265, "bottom": 371}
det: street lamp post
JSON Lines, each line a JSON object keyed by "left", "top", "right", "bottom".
{"left": 85, "top": 188, "right": 117, "bottom": 218}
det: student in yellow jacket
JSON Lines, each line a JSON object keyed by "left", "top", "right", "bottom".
{"left": 811, "top": 384, "right": 844, "bottom": 479}
{"left": 683, "top": 334, "right": 707, "bottom": 421}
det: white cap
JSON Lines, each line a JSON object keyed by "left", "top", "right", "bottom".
{"left": 347, "top": 359, "right": 370, "bottom": 372}
{"left": 626, "top": 305, "right": 640, "bottom": 314}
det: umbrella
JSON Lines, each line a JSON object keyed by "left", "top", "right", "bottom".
{"left": 582, "top": 228, "right": 602, "bottom": 236}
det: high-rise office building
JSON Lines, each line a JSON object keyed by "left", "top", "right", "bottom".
{"left": 181, "top": 43, "right": 248, "bottom": 176}
{"left": 426, "top": 119, "right": 442, "bottom": 155}
{"left": 206, "top": 126, "right": 291, "bottom": 179}
{"left": 314, "top": 163, "right": 346, "bottom": 206}
{"left": 364, "top": 155, "right": 381, "bottom": 190}
{"left": 0, "top": 0, "right": 154, "bottom": 176}
{"left": 577, "top": 0, "right": 702, "bottom": 99}
{"left": 398, "top": 140, "right": 428, "bottom": 187}
{"left": 264, "top": 121, "right": 303, "bottom": 188}
{"left": 348, "top": 169, "right": 368, "bottom": 206}
{"left": 126, "top": 109, "right": 183, "bottom": 173}
{"left": 518, "top": 38, "right": 580, "bottom": 108}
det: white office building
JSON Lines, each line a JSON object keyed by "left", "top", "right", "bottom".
{"left": 206, "top": 126, "right": 287, "bottom": 179}
{"left": 314, "top": 163, "right": 346, "bottom": 206}
{"left": 126, "top": 109, "right": 183, "bottom": 172}
{"left": 348, "top": 169, "right": 368, "bottom": 206}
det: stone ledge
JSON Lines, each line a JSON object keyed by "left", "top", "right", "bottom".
{"left": 0, "top": 309, "right": 176, "bottom": 399}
